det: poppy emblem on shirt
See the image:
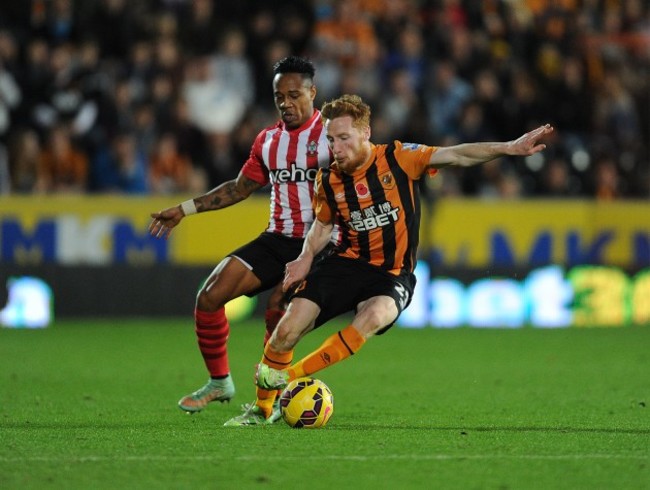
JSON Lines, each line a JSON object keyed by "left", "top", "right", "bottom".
{"left": 355, "top": 182, "right": 370, "bottom": 199}
{"left": 307, "top": 140, "right": 318, "bottom": 155}
{"left": 379, "top": 171, "right": 395, "bottom": 190}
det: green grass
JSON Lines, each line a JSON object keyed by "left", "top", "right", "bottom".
{"left": 1, "top": 319, "right": 648, "bottom": 489}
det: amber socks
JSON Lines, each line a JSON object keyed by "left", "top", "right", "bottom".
{"left": 287, "top": 325, "right": 366, "bottom": 380}
{"left": 255, "top": 344, "right": 293, "bottom": 417}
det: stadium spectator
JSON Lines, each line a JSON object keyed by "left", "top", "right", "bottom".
{"left": 152, "top": 36, "right": 184, "bottom": 87}
{"left": 211, "top": 27, "right": 255, "bottom": 110}
{"left": 426, "top": 60, "right": 473, "bottom": 140}
{"left": 33, "top": 0, "right": 80, "bottom": 46}
{"left": 0, "top": 143, "right": 8, "bottom": 195}
{"left": 275, "top": 3, "right": 315, "bottom": 56}
{"left": 124, "top": 41, "right": 156, "bottom": 104}
{"left": 36, "top": 123, "right": 88, "bottom": 193}
{"left": 87, "top": 0, "right": 140, "bottom": 61}
{"left": 181, "top": 56, "right": 248, "bottom": 136}
{"left": 551, "top": 55, "right": 592, "bottom": 146}
{"left": 245, "top": 8, "right": 279, "bottom": 85}
{"left": 148, "top": 56, "right": 335, "bottom": 424}
{"left": 593, "top": 70, "right": 641, "bottom": 155}
{"left": 90, "top": 131, "right": 148, "bottom": 194}
{"left": 240, "top": 94, "right": 553, "bottom": 425}
{"left": 0, "top": 53, "right": 21, "bottom": 145}
{"left": 150, "top": 73, "right": 176, "bottom": 132}
{"left": 500, "top": 67, "right": 546, "bottom": 139}
{"left": 31, "top": 43, "right": 99, "bottom": 140}
{"left": 7, "top": 129, "right": 42, "bottom": 194}
{"left": 148, "top": 132, "right": 196, "bottom": 194}
{"left": 164, "top": 96, "right": 210, "bottom": 182}
{"left": 377, "top": 68, "right": 421, "bottom": 140}
{"left": 12, "top": 38, "right": 52, "bottom": 132}
{"left": 202, "top": 132, "right": 240, "bottom": 189}
{"left": 381, "top": 22, "right": 428, "bottom": 94}
{"left": 537, "top": 156, "right": 582, "bottom": 198}
{"left": 0, "top": 0, "right": 647, "bottom": 199}
{"left": 253, "top": 38, "right": 294, "bottom": 109}
{"left": 471, "top": 69, "right": 505, "bottom": 136}
{"left": 592, "top": 154, "right": 622, "bottom": 201}
{"left": 312, "top": 0, "right": 380, "bottom": 69}
{"left": 132, "top": 102, "right": 158, "bottom": 161}
{"left": 177, "top": 0, "right": 218, "bottom": 56}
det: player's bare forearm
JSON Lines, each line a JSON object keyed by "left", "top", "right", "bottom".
{"left": 194, "top": 174, "right": 262, "bottom": 212}
{"left": 429, "top": 124, "right": 554, "bottom": 169}
{"left": 149, "top": 172, "right": 262, "bottom": 240}
{"left": 300, "top": 219, "right": 333, "bottom": 261}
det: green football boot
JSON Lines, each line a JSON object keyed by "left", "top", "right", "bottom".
{"left": 178, "top": 375, "right": 235, "bottom": 413}
{"left": 255, "top": 363, "right": 289, "bottom": 390}
{"left": 223, "top": 400, "right": 282, "bottom": 426}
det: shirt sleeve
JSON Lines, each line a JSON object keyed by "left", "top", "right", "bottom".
{"left": 240, "top": 131, "right": 270, "bottom": 186}
{"left": 393, "top": 140, "right": 438, "bottom": 179}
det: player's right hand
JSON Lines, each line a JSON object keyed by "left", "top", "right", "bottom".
{"left": 148, "top": 205, "right": 184, "bottom": 240}
{"left": 282, "top": 256, "right": 313, "bottom": 292}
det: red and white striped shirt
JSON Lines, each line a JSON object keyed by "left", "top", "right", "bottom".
{"left": 241, "top": 110, "right": 332, "bottom": 239}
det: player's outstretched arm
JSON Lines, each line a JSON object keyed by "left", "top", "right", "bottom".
{"left": 428, "top": 124, "right": 554, "bottom": 169}
{"left": 148, "top": 171, "right": 263, "bottom": 240}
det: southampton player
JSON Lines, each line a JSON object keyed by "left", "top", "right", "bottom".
{"left": 149, "top": 57, "right": 333, "bottom": 421}
{"left": 226, "top": 94, "right": 553, "bottom": 424}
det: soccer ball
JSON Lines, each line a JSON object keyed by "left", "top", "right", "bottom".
{"left": 279, "top": 377, "right": 334, "bottom": 428}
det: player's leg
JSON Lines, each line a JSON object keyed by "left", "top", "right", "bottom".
{"left": 255, "top": 296, "right": 396, "bottom": 390}
{"left": 263, "top": 282, "right": 288, "bottom": 345}
{"left": 181, "top": 233, "right": 304, "bottom": 413}
{"left": 232, "top": 232, "right": 304, "bottom": 350}
{"left": 254, "top": 257, "right": 359, "bottom": 390}
{"left": 257, "top": 297, "right": 320, "bottom": 411}
{"left": 261, "top": 239, "right": 333, "bottom": 346}
{"left": 257, "top": 262, "right": 414, "bottom": 389}
{"left": 251, "top": 283, "right": 291, "bottom": 419}
{"left": 223, "top": 298, "right": 320, "bottom": 426}
{"left": 178, "top": 256, "right": 262, "bottom": 412}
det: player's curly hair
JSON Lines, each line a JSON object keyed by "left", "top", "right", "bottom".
{"left": 273, "top": 56, "right": 315, "bottom": 81}
{"left": 321, "top": 94, "right": 371, "bottom": 129}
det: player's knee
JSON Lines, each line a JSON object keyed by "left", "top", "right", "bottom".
{"left": 196, "top": 288, "right": 224, "bottom": 312}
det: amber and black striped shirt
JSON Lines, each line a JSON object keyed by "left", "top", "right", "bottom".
{"left": 314, "top": 140, "right": 438, "bottom": 276}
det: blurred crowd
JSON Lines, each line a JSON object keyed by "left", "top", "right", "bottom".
{"left": 0, "top": 0, "right": 648, "bottom": 199}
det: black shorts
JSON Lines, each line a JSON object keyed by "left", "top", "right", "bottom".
{"left": 292, "top": 256, "right": 416, "bottom": 333}
{"left": 229, "top": 232, "right": 304, "bottom": 297}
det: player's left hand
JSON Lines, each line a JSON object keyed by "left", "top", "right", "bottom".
{"left": 507, "top": 124, "right": 554, "bottom": 156}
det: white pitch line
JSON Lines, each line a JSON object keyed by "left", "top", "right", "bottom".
{"left": 0, "top": 454, "right": 648, "bottom": 463}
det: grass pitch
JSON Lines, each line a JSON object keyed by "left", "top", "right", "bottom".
{"left": 1, "top": 318, "right": 648, "bottom": 489}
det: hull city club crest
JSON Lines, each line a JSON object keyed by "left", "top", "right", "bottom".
{"left": 379, "top": 171, "right": 395, "bottom": 190}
